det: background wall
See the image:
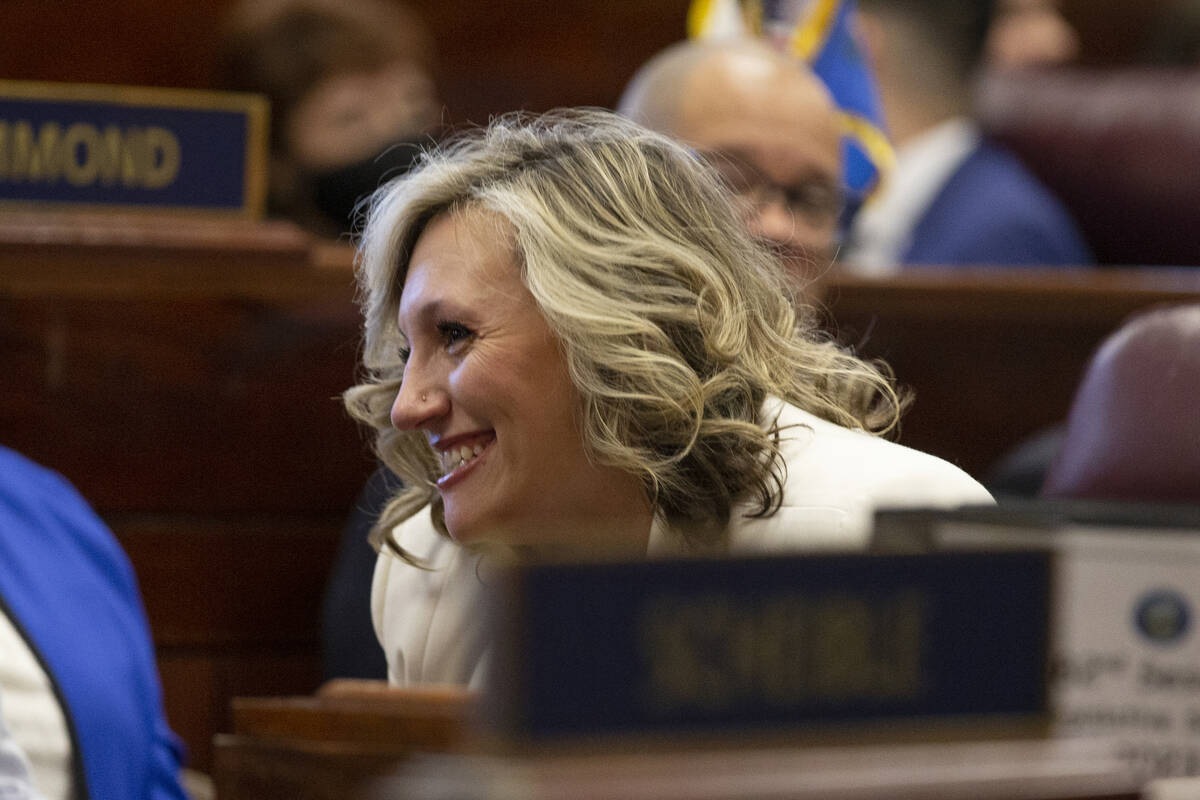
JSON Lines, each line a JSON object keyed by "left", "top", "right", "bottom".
{"left": 0, "top": 0, "right": 691, "bottom": 124}
{"left": 1, "top": 0, "right": 1175, "bottom": 125}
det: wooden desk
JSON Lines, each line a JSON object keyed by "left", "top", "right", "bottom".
{"left": 213, "top": 681, "right": 473, "bottom": 800}
{"left": 213, "top": 685, "right": 1137, "bottom": 800}
{"left": 816, "top": 267, "right": 1200, "bottom": 479}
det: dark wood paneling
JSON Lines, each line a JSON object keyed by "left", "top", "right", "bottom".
{"left": 0, "top": 0, "right": 230, "bottom": 90}
{"left": 123, "top": 515, "right": 341, "bottom": 768}
{"left": 0, "top": 295, "right": 365, "bottom": 511}
{"left": 160, "top": 651, "right": 328, "bottom": 773}
{"left": 0, "top": 0, "right": 691, "bottom": 126}
{"left": 817, "top": 267, "right": 1200, "bottom": 478}
{"left": 0, "top": 216, "right": 371, "bottom": 512}
{"left": 1060, "top": 0, "right": 1172, "bottom": 65}
{"left": 0, "top": 217, "right": 371, "bottom": 774}
{"left": 417, "top": 0, "right": 692, "bottom": 123}
{"left": 0, "top": 0, "right": 1166, "bottom": 132}
{"left": 114, "top": 515, "right": 344, "bottom": 646}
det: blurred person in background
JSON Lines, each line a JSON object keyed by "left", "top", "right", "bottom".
{"left": 0, "top": 446, "right": 188, "bottom": 800}
{"left": 218, "top": 0, "right": 443, "bottom": 238}
{"left": 985, "top": 0, "right": 1079, "bottom": 69}
{"left": 619, "top": 38, "right": 845, "bottom": 295}
{"left": 844, "top": 0, "right": 1091, "bottom": 271}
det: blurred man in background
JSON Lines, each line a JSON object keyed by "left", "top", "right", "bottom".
{"left": 619, "top": 38, "right": 845, "bottom": 294}
{"left": 845, "top": 0, "right": 1090, "bottom": 271}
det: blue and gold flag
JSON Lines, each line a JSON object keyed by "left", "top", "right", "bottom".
{"left": 788, "top": 0, "right": 893, "bottom": 198}
{"left": 686, "top": 0, "right": 753, "bottom": 38}
{"left": 688, "top": 0, "right": 893, "bottom": 198}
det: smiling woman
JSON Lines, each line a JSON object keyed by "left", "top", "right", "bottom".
{"left": 386, "top": 209, "right": 651, "bottom": 553}
{"left": 342, "top": 109, "right": 993, "bottom": 686}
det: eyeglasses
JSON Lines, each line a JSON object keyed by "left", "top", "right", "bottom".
{"left": 697, "top": 149, "right": 844, "bottom": 226}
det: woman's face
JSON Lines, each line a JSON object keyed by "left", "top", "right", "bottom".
{"left": 389, "top": 210, "right": 650, "bottom": 551}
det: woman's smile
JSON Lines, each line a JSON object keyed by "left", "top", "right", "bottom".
{"left": 434, "top": 434, "right": 495, "bottom": 488}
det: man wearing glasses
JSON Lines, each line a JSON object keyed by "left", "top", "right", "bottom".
{"left": 619, "top": 38, "right": 844, "bottom": 294}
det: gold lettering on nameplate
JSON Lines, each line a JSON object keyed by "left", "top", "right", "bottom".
{"left": 639, "top": 590, "right": 926, "bottom": 715}
{"left": 0, "top": 120, "right": 181, "bottom": 190}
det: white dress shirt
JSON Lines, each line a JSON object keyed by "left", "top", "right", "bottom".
{"left": 844, "top": 118, "right": 981, "bottom": 275}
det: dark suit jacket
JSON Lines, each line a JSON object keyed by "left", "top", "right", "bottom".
{"left": 904, "top": 140, "right": 1092, "bottom": 267}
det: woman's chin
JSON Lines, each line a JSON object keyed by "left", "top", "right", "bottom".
{"left": 443, "top": 512, "right": 527, "bottom": 552}
{"left": 443, "top": 520, "right": 479, "bottom": 546}
{"left": 442, "top": 511, "right": 495, "bottom": 547}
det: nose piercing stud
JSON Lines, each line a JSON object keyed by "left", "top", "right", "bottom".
{"left": 420, "top": 392, "right": 428, "bottom": 403}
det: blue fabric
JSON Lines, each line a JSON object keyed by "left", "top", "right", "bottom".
{"left": 801, "top": 0, "right": 891, "bottom": 197}
{"left": 904, "top": 140, "right": 1092, "bottom": 267}
{"left": 0, "top": 447, "right": 187, "bottom": 800}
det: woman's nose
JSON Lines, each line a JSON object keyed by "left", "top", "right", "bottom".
{"left": 389, "top": 379, "right": 447, "bottom": 430}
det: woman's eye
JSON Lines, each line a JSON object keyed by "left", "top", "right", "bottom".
{"left": 437, "top": 321, "right": 474, "bottom": 353}
{"left": 397, "top": 343, "right": 412, "bottom": 362}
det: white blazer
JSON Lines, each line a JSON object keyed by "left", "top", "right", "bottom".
{"left": 371, "top": 399, "right": 994, "bottom": 687}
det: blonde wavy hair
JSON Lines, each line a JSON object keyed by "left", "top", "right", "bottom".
{"left": 343, "top": 109, "right": 902, "bottom": 554}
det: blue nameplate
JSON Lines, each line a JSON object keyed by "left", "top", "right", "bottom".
{"left": 487, "top": 550, "right": 1051, "bottom": 744}
{"left": 0, "top": 80, "right": 267, "bottom": 216}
